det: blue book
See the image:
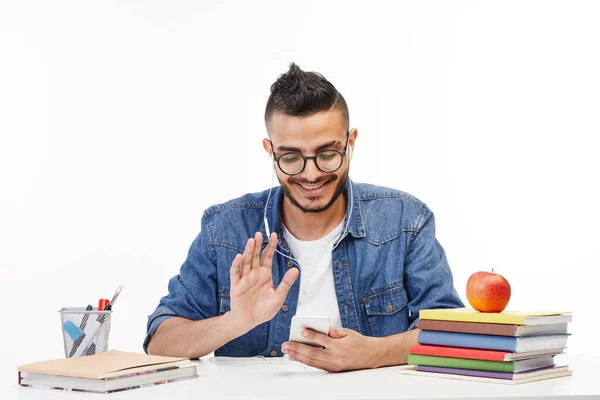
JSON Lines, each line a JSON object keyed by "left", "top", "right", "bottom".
{"left": 417, "top": 330, "right": 569, "bottom": 353}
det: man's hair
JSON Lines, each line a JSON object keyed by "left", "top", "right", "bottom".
{"left": 265, "top": 63, "right": 349, "bottom": 132}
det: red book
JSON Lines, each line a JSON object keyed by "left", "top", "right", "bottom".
{"left": 409, "top": 344, "right": 564, "bottom": 361}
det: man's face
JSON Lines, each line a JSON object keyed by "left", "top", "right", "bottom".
{"left": 264, "top": 109, "right": 355, "bottom": 214}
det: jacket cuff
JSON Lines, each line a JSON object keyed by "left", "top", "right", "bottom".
{"left": 143, "top": 305, "right": 178, "bottom": 353}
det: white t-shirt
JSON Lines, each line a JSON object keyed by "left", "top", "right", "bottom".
{"left": 282, "top": 219, "right": 345, "bottom": 329}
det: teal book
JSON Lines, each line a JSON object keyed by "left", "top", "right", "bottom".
{"left": 407, "top": 354, "right": 555, "bottom": 373}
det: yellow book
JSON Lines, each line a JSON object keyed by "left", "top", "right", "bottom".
{"left": 419, "top": 308, "right": 572, "bottom": 325}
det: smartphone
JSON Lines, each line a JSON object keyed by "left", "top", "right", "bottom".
{"left": 288, "top": 315, "right": 330, "bottom": 347}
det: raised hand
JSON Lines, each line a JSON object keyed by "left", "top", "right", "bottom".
{"left": 228, "top": 232, "right": 299, "bottom": 334}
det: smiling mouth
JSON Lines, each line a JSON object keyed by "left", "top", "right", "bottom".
{"left": 299, "top": 182, "right": 326, "bottom": 190}
{"left": 294, "top": 180, "right": 330, "bottom": 196}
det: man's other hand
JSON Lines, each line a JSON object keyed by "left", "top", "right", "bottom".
{"left": 281, "top": 326, "right": 381, "bottom": 372}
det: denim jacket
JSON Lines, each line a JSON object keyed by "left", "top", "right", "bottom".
{"left": 144, "top": 180, "right": 464, "bottom": 356}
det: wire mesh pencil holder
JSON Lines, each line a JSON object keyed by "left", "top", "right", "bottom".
{"left": 59, "top": 307, "right": 112, "bottom": 358}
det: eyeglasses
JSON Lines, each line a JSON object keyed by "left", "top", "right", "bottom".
{"left": 270, "top": 132, "right": 349, "bottom": 176}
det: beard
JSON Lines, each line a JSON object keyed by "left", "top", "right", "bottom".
{"left": 279, "top": 168, "right": 349, "bottom": 214}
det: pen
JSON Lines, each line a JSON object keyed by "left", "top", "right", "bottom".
{"left": 99, "top": 298, "right": 109, "bottom": 312}
{"left": 104, "top": 285, "right": 123, "bottom": 311}
{"left": 68, "top": 304, "right": 93, "bottom": 357}
{"left": 82, "top": 305, "right": 93, "bottom": 326}
{"left": 78, "top": 285, "right": 123, "bottom": 357}
{"left": 83, "top": 300, "right": 107, "bottom": 356}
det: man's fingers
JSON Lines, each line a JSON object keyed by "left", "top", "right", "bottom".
{"left": 302, "top": 328, "right": 334, "bottom": 348}
{"left": 240, "top": 238, "right": 254, "bottom": 277}
{"left": 286, "top": 347, "right": 331, "bottom": 372}
{"left": 251, "top": 232, "right": 262, "bottom": 269}
{"left": 328, "top": 326, "right": 341, "bottom": 339}
{"left": 275, "top": 267, "right": 299, "bottom": 299}
{"left": 260, "top": 232, "right": 278, "bottom": 269}
{"left": 285, "top": 341, "right": 328, "bottom": 361}
{"left": 229, "top": 254, "right": 242, "bottom": 285}
{"left": 335, "top": 328, "right": 352, "bottom": 338}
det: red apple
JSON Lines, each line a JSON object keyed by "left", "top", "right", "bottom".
{"left": 466, "top": 269, "right": 511, "bottom": 312}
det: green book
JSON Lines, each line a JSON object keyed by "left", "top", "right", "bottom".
{"left": 407, "top": 354, "right": 554, "bottom": 373}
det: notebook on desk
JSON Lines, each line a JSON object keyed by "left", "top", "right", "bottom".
{"left": 18, "top": 350, "right": 198, "bottom": 393}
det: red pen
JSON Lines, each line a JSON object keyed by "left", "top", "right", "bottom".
{"left": 98, "top": 298, "right": 109, "bottom": 311}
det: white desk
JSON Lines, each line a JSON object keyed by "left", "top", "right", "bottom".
{"left": 11, "top": 353, "right": 599, "bottom": 400}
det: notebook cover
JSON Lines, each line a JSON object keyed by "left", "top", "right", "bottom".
{"left": 18, "top": 350, "right": 189, "bottom": 379}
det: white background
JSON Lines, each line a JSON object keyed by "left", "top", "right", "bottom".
{"left": 1, "top": 0, "right": 599, "bottom": 386}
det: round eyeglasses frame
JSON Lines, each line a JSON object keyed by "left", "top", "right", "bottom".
{"left": 269, "top": 131, "right": 350, "bottom": 176}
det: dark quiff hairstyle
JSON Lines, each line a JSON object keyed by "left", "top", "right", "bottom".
{"left": 265, "top": 63, "right": 349, "bottom": 132}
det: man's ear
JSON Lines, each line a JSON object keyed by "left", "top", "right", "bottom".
{"left": 348, "top": 128, "right": 358, "bottom": 160}
{"left": 262, "top": 138, "right": 273, "bottom": 158}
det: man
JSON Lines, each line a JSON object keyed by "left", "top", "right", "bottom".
{"left": 145, "top": 63, "right": 464, "bottom": 372}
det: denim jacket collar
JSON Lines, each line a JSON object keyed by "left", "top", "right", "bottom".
{"left": 261, "top": 178, "right": 365, "bottom": 251}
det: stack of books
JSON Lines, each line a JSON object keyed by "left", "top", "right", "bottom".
{"left": 400, "top": 308, "right": 573, "bottom": 384}
{"left": 18, "top": 350, "right": 198, "bottom": 393}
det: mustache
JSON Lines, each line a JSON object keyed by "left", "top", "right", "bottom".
{"left": 289, "top": 175, "right": 337, "bottom": 186}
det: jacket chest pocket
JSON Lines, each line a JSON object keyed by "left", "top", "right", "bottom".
{"left": 362, "top": 281, "right": 409, "bottom": 337}
{"left": 216, "top": 287, "right": 269, "bottom": 356}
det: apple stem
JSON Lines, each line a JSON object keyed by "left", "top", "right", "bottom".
{"left": 491, "top": 268, "right": 494, "bottom": 273}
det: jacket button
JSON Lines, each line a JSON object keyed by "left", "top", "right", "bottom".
{"left": 270, "top": 350, "right": 277, "bottom": 357}
{"left": 281, "top": 304, "right": 289, "bottom": 312}
{"left": 386, "top": 301, "right": 393, "bottom": 312}
{"left": 287, "top": 261, "right": 294, "bottom": 268}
